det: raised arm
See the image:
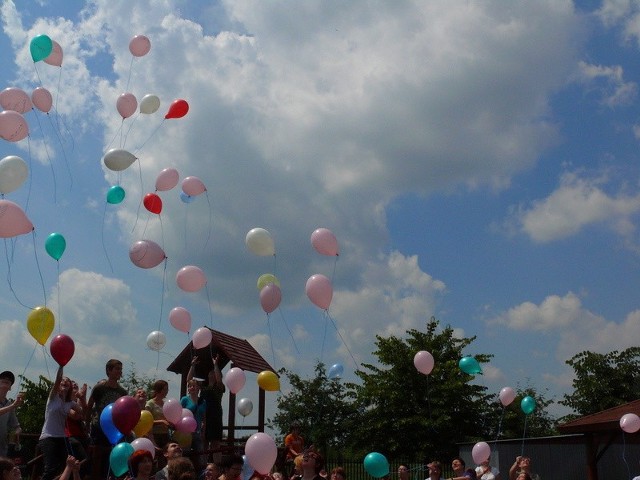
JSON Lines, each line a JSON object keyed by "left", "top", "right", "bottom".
{"left": 49, "top": 365, "right": 64, "bottom": 401}
{"left": 0, "top": 392, "right": 23, "bottom": 417}
{"left": 509, "top": 457, "right": 521, "bottom": 480}
{"left": 208, "top": 354, "right": 222, "bottom": 387}
{"left": 187, "top": 356, "right": 198, "bottom": 383}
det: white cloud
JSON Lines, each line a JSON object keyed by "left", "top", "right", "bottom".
{"left": 577, "top": 61, "right": 637, "bottom": 106}
{"left": 509, "top": 171, "right": 640, "bottom": 243}
{"left": 490, "top": 292, "right": 585, "bottom": 331}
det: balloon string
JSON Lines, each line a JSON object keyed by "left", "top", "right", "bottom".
{"left": 156, "top": 259, "right": 168, "bottom": 332}
{"left": 19, "top": 343, "right": 38, "bottom": 391}
{"left": 125, "top": 56, "right": 134, "bottom": 92}
{"left": 104, "top": 122, "right": 124, "bottom": 153}
{"left": 101, "top": 202, "right": 115, "bottom": 273}
{"left": 119, "top": 119, "right": 124, "bottom": 148}
{"left": 203, "top": 192, "right": 213, "bottom": 252}
{"left": 25, "top": 136, "right": 33, "bottom": 213}
{"left": 133, "top": 120, "right": 164, "bottom": 156}
{"left": 330, "top": 255, "right": 338, "bottom": 285}
{"left": 326, "top": 311, "right": 359, "bottom": 371}
{"left": 4, "top": 239, "right": 31, "bottom": 309}
{"left": 520, "top": 414, "right": 528, "bottom": 456}
{"left": 266, "top": 314, "right": 276, "bottom": 369}
{"left": 320, "top": 311, "right": 328, "bottom": 363}
{"left": 53, "top": 67, "right": 62, "bottom": 132}
{"left": 32, "top": 109, "right": 58, "bottom": 204}
{"left": 32, "top": 230, "right": 47, "bottom": 306}
{"left": 122, "top": 113, "right": 139, "bottom": 149}
{"left": 622, "top": 432, "right": 630, "bottom": 479}
{"left": 183, "top": 199, "right": 189, "bottom": 252}
{"left": 46, "top": 110, "right": 73, "bottom": 190}
{"left": 42, "top": 345, "right": 51, "bottom": 380}
{"left": 494, "top": 405, "right": 505, "bottom": 445}
{"left": 205, "top": 285, "right": 214, "bottom": 328}
{"left": 56, "top": 260, "right": 61, "bottom": 333}
{"left": 277, "top": 307, "right": 299, "bottom": 354}
{"left": 130, "top": 158, "right": 145, "bottom": 234}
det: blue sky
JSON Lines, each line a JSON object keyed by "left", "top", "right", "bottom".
{"left": 1, "top": 0, "right": 640, "bottom": 435}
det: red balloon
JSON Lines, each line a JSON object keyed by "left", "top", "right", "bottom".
{"left": 143, "top": 193, "right": 162, "bottom": 214}
{"left": 111, "top": 396, "right": 141, "bottom": 435}
{"left": 49, "top": 334, "right": 75, "bottom": 366}
{"left": 165, "top": 99, "right": 189, "bottom": 119}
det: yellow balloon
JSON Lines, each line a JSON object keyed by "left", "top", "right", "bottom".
{"left": 257, "top": 273, "right": 280, "bottom": 291}
{"left": 133, "top": 409, "right": 153, "bottom": 437}
{"left": 26, "top": 306, "right": 55, "bottom": 346}
{"left": 257, "top": 370, "right": 280, "bottom": 392}
{"left": 173, "top": 430, "right": 192, "bottom": 449}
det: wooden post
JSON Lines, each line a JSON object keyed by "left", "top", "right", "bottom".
{"left": 228, "top": 391, "right": 237, "bottom": 446}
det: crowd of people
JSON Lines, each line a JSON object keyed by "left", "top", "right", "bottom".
{"left": 0, "top": 361, "right": 544, "bottom": 480}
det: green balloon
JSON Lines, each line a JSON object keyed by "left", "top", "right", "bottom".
{"left": 458, "top": 356, "right": 482, "bottom": 375}
{"left": 30, "top": 34, "right": 53, "bottom": 63}
{"left": 521, "top": 395, "right": 536, "bottom": 415}
{"left": 45, "top": 232, "right": 66, "bottom": 261}
{"left": 106, "top": 185, "right": 125, "bottom": 204}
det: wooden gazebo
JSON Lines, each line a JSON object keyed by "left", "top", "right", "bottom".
{"left": 558, "top": 399, "right": 640, "bottom": 480}
{"left": 167, "top": 328, "right": 277, "bottom": 445}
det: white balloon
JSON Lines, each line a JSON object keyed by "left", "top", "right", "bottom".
{"left": 0, "top": 155, "right": 28, "bottom": 194}
{"left": 103, "top": 148, "right": 137, "bottom": 172}
{"left": 238, "top": 397, "right": 253, "bottom": 417}
{"left": 245, "top": 228, "right": 275, "bottom": 256}
{"left": 140, "top": 94, "right": 160, "bottom": 114}
{"left": 146, "top": 331, "right": 166, "bottom": 351}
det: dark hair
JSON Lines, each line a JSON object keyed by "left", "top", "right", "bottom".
{"left": 452, "top": 457, "right": 465, "bottom": 468}
{"left": 129, "top": 449, "right": 153, "bottom": 477}
{"left": 517, "top": 474, "right": 532, "bottom": 480}
{"left": 331, "top": 467, "right": 346, "bottom": 479}
{"left": 222, "top": 454, "right": 244, "bottom": 470}
{"left": 168, "top": 457, "right": 196, "bottom": 480}
{"left": 105, "top": 359, "right": 122, "bottom": 374}
{"left": 464, "top": 469, "right": 477, "bottom": 480}
{"left": 302, "top": 450, "right": 324, "bottom": 474}
{"left": 152, "top": 379, "right": 169, "bottom": 394}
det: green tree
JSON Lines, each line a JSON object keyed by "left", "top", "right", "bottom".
{"left": 269, "top": 362, "right": 360, "bottom": 459}
{"left": 350, "top": 317, "right": 494, "bottom": 461}
{"left": 16, "top": 375, "right": 53, "bottom": 460}
{"left": 560, "top": 348, "right": 640, "bottom": 419}
{"left": 120, "top": 362, "right": 155, "bottom": 394}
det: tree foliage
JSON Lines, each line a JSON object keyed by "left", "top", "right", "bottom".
{"left": 17, "top": 375, "right": 53, "bottom": 460}
{"left": 350, "top": 317, "right": 494, "bottom": 461}
{"left": 269, "top": 362, "right": 360, "bottom": 459}
{"left": 120, "top": 362, "right": 155, "bottom": 394}
{"left": 560, "top": 347, "right": 640, "bottom": 418}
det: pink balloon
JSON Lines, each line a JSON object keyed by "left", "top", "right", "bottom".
{"left": 162, "top": 398, "right": 182, "bottom": 424}
{"left": 169, "top": 307, "right": 191, "bottom": 333}
{"left": 131, "top": 437, "right": 155, "bottom": 458}
{"left": 176, "top": 415, "right": 197, "bottom": 433}
{"left": 305, "top": 274, "right": 333, "bottom": 310}
{"left": 0, "top": 88, "right": 32, "bottom": 114}
{"left": 245, "top": 432, "right": 277, "bottom": 475}
{"left": 182, "top": 408, "right": 194, "bottom": 419}
{"left": 471, "top": 441, "right": 491, "bottom": 464}
{"left": 499, "top": 387, "right": 516, "bottom": 407}
{"left": 155, "top": 168, "right": 179, "bottom": 191}
{"left": 129, "top": 240, "right": 166, "bottom": 269}
{"left": 620, "top": 413, "right": 640, "bottom": 433}
{"left": 116, "top": 93, "right": 137, "bottom": 119}
{"left": 181, "top": 176, "right": 206, "bottom": 196}
{"left": 176, "top": 265, "right": 207, "bottom": 292}
{"left": 31, "top": 87, "right": 53, "bottom": 113}
{"left": 0, "top": 110, "right": 29, "bottom": 142}
{"left": 43, "top": 40, "right": 63, "bottom": 67}
{"left": 413, "top": 351, "right": 434, "bottom": 375}
{"left": 0, "top": 200, "right": 33, "bottom": 237}
{"left": 129, "top": 35, "right": 151, "bottom": 57}
{"left": 224, "top": 367, "right": 246, "bottom": 395}
{"left": 260, "top": 284, "right": 281, "bottom": 314}
{"left": 311, "top": 228, "right": 339, "bottom": 256}
{"left": 192, "top": 327, "right": 212, "bottom": 350}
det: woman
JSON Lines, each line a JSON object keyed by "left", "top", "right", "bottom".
{"left": 0, "top": 457, "right": 21, "bottom": 480}
{"left": 203, "top": 462, "right": 220, "bottom": 480}
{"left": 330, "top": 467, "right": 346, "bottom": 480}
{"left": 129, "top": 449, "right": 154, "bottom": 480}
{"left": 198, "top": 354, "right": 225, "bottom": 459}
{"left": 297, "top": 450, "right": 324, "bottom": 480}
{"left": 65, "top": 381, "right": 89, "bottom": 474}
{"left": 167, "top": 456, "right": 196, "bottom": 480}
{"left": 180, "top": 377, "right": 206, "bottom": 470}
{"left": 145, "top": 380, "right": 171, "bottom": 448}
{"left": 38, "top": 365, "right": 80, "bottom": 480}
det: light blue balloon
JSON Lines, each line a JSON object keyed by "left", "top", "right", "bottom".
{"left": 328, "top": 363, "right": 344, "bottom": 379}
{"left": 180, "top": 191, "right": 195, "bottom": 203}
{"left": 458, "top": 356, "right": 482, "bottom": 375}
{"left": 30, "top": 34, "right": 53, "bottom": 62}
{"left": 364, "top": 452, "right": 389, "bottom": 478}
{"left": 107, "top": 185, "right": 125, "bottom": 204}
{"left": 521, "top": 395, "right": 536, "bottom": 415}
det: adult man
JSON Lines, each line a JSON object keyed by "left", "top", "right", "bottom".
{"left": 155, "top": 442, "right": 183, "bottom": 480}
{"left": 0, "top": 371, "right": 22, "bottom": 457}
{"left": 86, "top": 359, "right": 127, "bottom": 478}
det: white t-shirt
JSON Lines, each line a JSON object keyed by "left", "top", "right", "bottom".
{"left": 39, "top": 395, "right": 74, "bottom": 439}
{"left": 475, "top": 466, "right": 499, "bottom": 480}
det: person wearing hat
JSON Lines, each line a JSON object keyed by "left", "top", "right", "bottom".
{"left": 0, "top": 371, "right": 22, "bottom": 458}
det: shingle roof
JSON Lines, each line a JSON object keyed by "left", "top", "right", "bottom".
{"left": 167, "top": 327, "right": 276, "bottom": 379}
{"left": 558, "top": 399, "right": 640, "bottom": 434}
